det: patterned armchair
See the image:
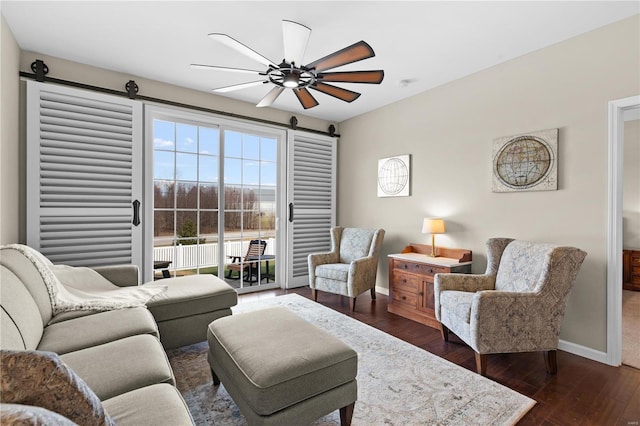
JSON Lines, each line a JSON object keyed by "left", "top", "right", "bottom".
{"left": 434, "top": 238, "right": 587, "bottom": 376}
{"left": 308, "top": 227, "right": 385, "bottom": 311}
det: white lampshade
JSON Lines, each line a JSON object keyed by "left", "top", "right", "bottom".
{"left": 422, "top": 218, "right": 445, "bottom": 234}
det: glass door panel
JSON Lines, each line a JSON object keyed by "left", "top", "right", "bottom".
{"left": 222, "top": 130, "right": 278, "bottom": 290}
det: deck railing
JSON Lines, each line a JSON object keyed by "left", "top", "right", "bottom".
{"left": 153, "top": 238, "right": 275, "bottom": 270}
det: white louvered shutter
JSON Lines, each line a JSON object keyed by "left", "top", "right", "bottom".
{"left": 286, "top": 131, "right": 336, "bottom": 288}
{"left": 26, "top": 81, "right": 143, "bottom": 268}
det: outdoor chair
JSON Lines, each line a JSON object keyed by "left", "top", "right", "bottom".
{"left": 434, "top": 238, "right": 587, "bottom": 376}
{"left": 226, "top": 239, "right": 267, "bottom": 282}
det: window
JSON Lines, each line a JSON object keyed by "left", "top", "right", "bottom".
{"left": 147, "top": 108, "right": 282, "bottom": 292}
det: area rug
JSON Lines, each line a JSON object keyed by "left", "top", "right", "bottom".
{"left": 167, "top": 294, "right": 535, "bottom": 425}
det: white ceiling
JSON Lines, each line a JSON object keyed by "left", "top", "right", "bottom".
{"left": 2, "top": 1, "right": 638, "bottom": 123}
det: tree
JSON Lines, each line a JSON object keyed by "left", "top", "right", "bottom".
{"left": 177, "top": 218, "right": 205, "bottom": 245}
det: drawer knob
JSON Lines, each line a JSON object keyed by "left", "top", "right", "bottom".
{"left": 403, "top": 264, "right": 408, "bottom": 269}
{"left": 418, "top": 291, "right": 424, "bottom": 296}
{"left": 401, "top": 296, "right": 406, "bottom": 300}
{"left": 429, "top": 269, "right": 434, "bottom": 274}
{"left": 403, "top": 279, "right": 407, "bottom": 283}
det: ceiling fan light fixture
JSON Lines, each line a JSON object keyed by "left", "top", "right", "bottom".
{"left": 283, "top": 71, "right": 300, "bottom": 88}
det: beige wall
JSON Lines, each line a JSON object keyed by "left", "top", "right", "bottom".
{"left": 338, "top": 16, "right": 640, "bottom": 352}
{"left": 623, "top": 119, "right": 640, "bottom": 249}
{"left": 1, "top": 14, "right": 21, "bottom": 244}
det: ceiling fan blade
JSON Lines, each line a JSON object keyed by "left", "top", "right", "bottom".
{"left": 282, "top": 20, "right": 311, "bottom": 66}
{"left": 190, "top": 64, "right": 263, "bottom": 75}
{"left": 293, "top": 88, "right": 319, "bottom": 109}
{"left": 305, "top": 41, "right": 375, "bottom": 73}
{"left": 257, "top": 87, "right": 285, "bottom": 107}
{"left": 317, "top": 70, "right": 384, "bottom": 84}
{"left": 208, "top": 33, "right": 277, "bottom": 68}
{"left": 310, "top": 82, "right": 361, "bottom": 103}
{"left": 213, "top": 80, "right": 267, "bottom": 93}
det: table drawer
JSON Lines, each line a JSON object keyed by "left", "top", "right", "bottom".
{"left": 391, "top": 288, "right": 418, "bottom": 308}
{"left": 394, "top": 260, "right": 447, "bottom": 276}
{"left": 391, "top": 271, "right": 421, "bottom": 293}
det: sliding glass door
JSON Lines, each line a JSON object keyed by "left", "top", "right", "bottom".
{"left": 146, "top": 106, "right": 282, "bottom": 292}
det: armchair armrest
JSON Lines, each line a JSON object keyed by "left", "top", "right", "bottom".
{"left": 308, "top": 251, "right": 339, "bottom": 288}
{"left": 308, "top": 251, "right": 339, "bottom": 267}
{"left": 347, "top": 256, "right": 378, "bottom": 297}
{"left": 92, "top": 265, "right": 139, "bottom": 287}
{"left": 434, "top": 273, "right": 496, "bottom": 293}
{"left": 434, "top": 274, "right": 495, "bottom": 321}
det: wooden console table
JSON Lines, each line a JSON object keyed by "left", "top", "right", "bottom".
{"left": 623, "top": 249, "right": 640, "bottom": 291}
{"left": 388, "top": 244, "right": 472, "bottom": 329}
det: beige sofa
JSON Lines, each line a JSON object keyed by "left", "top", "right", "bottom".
{"left": 0, "top": 245, "right": 237, "bottom": 424}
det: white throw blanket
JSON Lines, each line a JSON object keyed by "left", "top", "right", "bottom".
{"left": 2, "top": 244, "right": 166, "bottom": 315}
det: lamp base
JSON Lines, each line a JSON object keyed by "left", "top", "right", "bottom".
{"left": 430, "top": 234, "right": 438, "bottom": 257}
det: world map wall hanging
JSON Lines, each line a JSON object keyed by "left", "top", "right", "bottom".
{"left": 492, "top": 128, "right": 558, "bottom": 193}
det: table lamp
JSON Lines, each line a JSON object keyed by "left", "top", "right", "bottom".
{"left": 422, "top": 218, "right": 446, "bottom": 257}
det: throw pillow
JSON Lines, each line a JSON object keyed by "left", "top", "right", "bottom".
{"left": 0, "top": 350, "right": 114, "bottom": 426}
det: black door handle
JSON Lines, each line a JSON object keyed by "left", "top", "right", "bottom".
{"left": 288, "top": 203, "right": 294, "bottom": 223}
{"left": 132, "top": 200, "right": 141, "bottom": 226}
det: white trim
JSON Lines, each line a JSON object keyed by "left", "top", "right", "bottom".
{"left": 606, "top": 95, "right": 640, "bottom": 367}
{"left": 558, "top": 339, "right": 609, "bottom": 365}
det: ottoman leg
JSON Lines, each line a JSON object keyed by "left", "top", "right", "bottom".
{"left": 210, "top": 368, "right": 221, "bottom": 386}
{"left": 339, "top": 402, "right": 355, "bottom": 426}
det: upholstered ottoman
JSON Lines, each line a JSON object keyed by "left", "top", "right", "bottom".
{"left": 207, "top": 307, "right": 358, "bottom": 426}
{"left": 146, "top": 275, "right": 237, "bottom": 349}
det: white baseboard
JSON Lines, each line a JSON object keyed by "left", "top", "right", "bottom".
{"left": 558, "top": 339, "right": 612, "bottom": 366}
{"left": 375, "top": 285, "right": 389, "bottom": 296}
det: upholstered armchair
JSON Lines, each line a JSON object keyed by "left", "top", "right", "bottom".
{"left": 308, "top": 227, "right": 385, "bottom": 311}
{"left": 434, "top": 238, "right": 587, "bottom": 376}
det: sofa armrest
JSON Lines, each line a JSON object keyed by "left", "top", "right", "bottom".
{"left": 92, "top": 265, "right": 140, "bottom": 287}
{"left": 308, "top": 251, "right": 339, "bottom": 288}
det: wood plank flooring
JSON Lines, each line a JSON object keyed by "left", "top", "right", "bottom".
{"left": 238, "top": 288, "right": 640, "bottom": 425}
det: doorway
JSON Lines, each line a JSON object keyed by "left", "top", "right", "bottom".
{"left": 607, "top": 95, "right": 640, "bottom": 366}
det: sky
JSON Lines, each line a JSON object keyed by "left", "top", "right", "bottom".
{"left": 153, "top": 119, "right": 277, "bottom": 186}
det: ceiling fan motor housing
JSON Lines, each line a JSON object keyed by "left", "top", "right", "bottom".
{"left": 269, "top": 62, "right": 317, "bottom": 89}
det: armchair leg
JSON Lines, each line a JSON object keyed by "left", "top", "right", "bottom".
{"left": 544, "top": 350, "right": 558, "bottom": 374}
{"left": 349, "top": 297, "right": 356, "bottom": 312}
{"left": 440, "top": 325, "right": 449, "bottom": 342}
{"left": 370, "top": 288, "right": 376, "bottom": 300}
{"left": 311, "top": 289, "right": 318, "bottom": 302}
{"left": 475, "top": 352, "right": 487, "bottom": 376}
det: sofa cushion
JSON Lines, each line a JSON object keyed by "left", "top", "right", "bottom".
{"left": 0, "top": 403, "right": 77, "bottom": 425}
{"left": 38, "top": 307, "right": 158, "bottom": 355}
{"left": 103, "top": 384, "right": 193, "bottom": 426}
{"left": 208, "top": 307, "right": 358, "bottom": 416}
{"left": 60, "top": 335, "right": 174, "bottom": 401}
{"left": 146, "top": 275, "right": 237, "bottom": 322}
{"left": 0, "top": 350, "right": 114, "bottom": 425}
{"left": 0, "top": 248, "right": 53, "bottom": 324}
{"left": 0, "top": 267, "right": 43, "bottom": 350}
{"left": 315, "top": 263, "right": 350, "bottom": 282}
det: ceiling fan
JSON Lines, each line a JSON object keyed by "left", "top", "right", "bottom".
{"left": 191, "top": 20, "right": 384, "bottom": 109}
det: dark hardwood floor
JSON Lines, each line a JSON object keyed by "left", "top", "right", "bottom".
{"left": 238, "top": 288, "right": 640, "bottom": 425}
